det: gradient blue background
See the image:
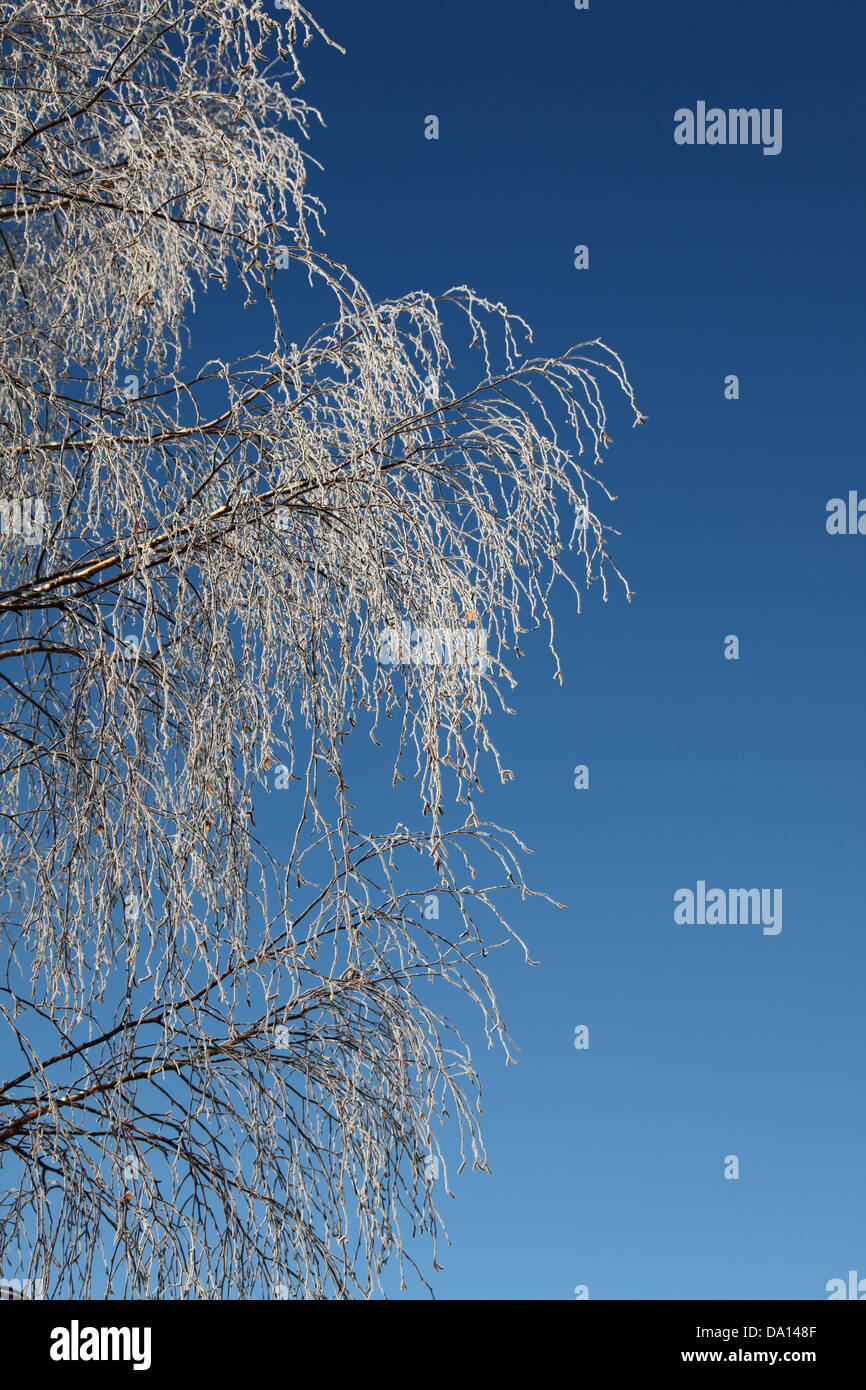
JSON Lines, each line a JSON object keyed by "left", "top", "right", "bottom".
{"left": 195, "top": 0, "right": 866, "bottom": 1298}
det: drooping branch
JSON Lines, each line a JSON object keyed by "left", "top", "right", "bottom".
{"left": 0, "top": 0, "right": 641, "bottom": 1299}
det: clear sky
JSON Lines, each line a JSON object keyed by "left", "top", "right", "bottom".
{"left": 192, "top": 0, "right": 866, "bottom": 1299}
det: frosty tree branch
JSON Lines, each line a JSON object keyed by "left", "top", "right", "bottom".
{"left": 0, "top": 0, "right": 643, "bottom": 1298}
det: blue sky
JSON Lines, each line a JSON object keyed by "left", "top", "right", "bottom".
{"left": 194, "top": 0, "right": 866, "bottom": 1298}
